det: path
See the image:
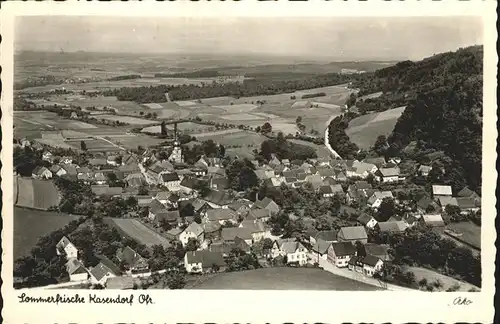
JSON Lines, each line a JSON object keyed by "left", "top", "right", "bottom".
{"left": 27, "top": 279, "right": 90, "bottom": 290}
{"left": 94, "top": 135, "right": 127, "bottom": 151}
{"left": 193, "top": 128, "right": 242, "bottom": 138}
{"left": 324, "top": 115, "right": 342, "bottom": 159}
{"left": 307, "top": 253, "right": 416, "bottom": 291}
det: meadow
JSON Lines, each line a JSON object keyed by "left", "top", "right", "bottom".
{"left": 15, "top": 177, "right": 60, "bottom": 211}
{"left": 445, "top": 221, "right": 481, "bottom": 250}
{"left": 14, "top": 207, "right": 81, "bottom": 260}
{"left": 104, "top": 218, "right": 171, "bottom": 248}
{"left": 345, "top": 106, "right": 406, "bottom": 149}
{"left": 190, "top": 267, "right": 381, "bottom": 290}
{"left": 407, "top": 266, "right": 480, "bottom": 292}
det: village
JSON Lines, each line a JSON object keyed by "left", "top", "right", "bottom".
{"left": 14, "top": 124, "right": 481, "bottom": 291}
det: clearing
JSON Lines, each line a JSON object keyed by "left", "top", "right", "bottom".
{"left": 189, "top": 267, "right": 381, "bottom": 290}
{"left": 407, "top": 266, "right": 480, "bottom": 292}
{"left": 14, "top": 207, "right": 81, "bottom": 260}
{"left": 104, "top": 218, "right": 170, "bottom": 247}
{"left": 346, "top": 106, "right": 406, "bottom": 149}
{"left": 445, "top": 221, "right": 481, "bottom": 250}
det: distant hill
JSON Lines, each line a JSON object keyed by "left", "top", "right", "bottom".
{"left": 351, "top": 46, "right": 483, "bottom": 192}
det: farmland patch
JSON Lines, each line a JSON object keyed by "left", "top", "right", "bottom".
{"left": 213, "top": 103, "right": 257, "bottom": 113}
{"left": 175, "top": 100, "right": 197, "bottom": 107}
{"left": 105, "top": 218, "right": 170, "bottom": 247}
{"left": 143, "top": 103, "right": 163, "bottom": 109}
{"left": 97, "top": 114, "right": 155, "bottom": 125}
{"left": 15, "top": 177, "right": 60, "bottom": 210}
{"left": 220, "top": 113, "right": 265, "bottom": 121}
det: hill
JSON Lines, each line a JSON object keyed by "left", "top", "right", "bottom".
{"left": 335, "top": 46, "right": 483, "bottom": 191}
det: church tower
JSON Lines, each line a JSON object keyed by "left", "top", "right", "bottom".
{"left": 168, "top": 122, "right": 183, "bottom": 164}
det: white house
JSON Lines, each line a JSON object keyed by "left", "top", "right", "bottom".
{"left": 357, "top": 213, "right": 378, "bottom": 229}
{"left": 56, "top": 236, "right": 78, "bottom": 260}
{"left": 184, "top": 250, "right": 226, "bottom": 274}
{"left": 66, "top": 258, "right": 89, "bottom": 282}
{"left": 42, "top": 151, "right": 54, "bottom": 163}
{"left": 348, "top": 255, "right": 383, "bottom": 277}
{"left": 367, "top": 191, "right": 394, "bottom": 209}
{"left": 32, "top": 166, "right": 53, "bottom": 179}
{"left": 327, "top": 242, "right": 357, "bottom": 268}
{"left": 239, "top": 220, "right": 267, "bottom": 242}
{"left": 179, "top": 222, "right": 205, "bottom": 247}
{"left": 346, "top": 161, "right": 378, "bottom": 179}
{"left": 375, "top": 167, "right": 401, "bottom": 183}
{"left": 89, "top": 259, "right": 120, "bottom": 286}
{"left": 279, "top": 240, "right": 308, "bottom": 265}
{"left": 160, "top": 173, "right": 181, "bottom": 191}
{"left": 51, "top": 165, "right": 67, "bottom": 177}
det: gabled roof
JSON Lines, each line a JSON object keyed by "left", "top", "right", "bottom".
{"left": 377, "top": 221, "right": 407, "bottom": 233}
{"left": 432, "top": 185, "right": 453, "bottom": 196}
{"left": 352, "top": 161, "right": 377, "bottom": 174}
{"left": 32, "top": 166, "right": 50, "bottom": 176}
{"left": 330, "top": 242, "right": 356, "bottom": 256}
{"left": 438, "top": 196, "right": 459, "bottom": 207}
{"left": 240, "top": 220, "right": 266, "bottom": 233}
{"left": 117, "top": 246, "right": 146, "bottom": 268}
{"left": 422, "top": 214, "right": 445, "bottom": 227}
{"left": 204, "top": 189, "right": 232, "bottom": 206}
{"left": 315, "top": 230, "right": 338, "bottom": 242}
{"left": 354, "top": 181, "right": 372, "bottom": 190}
{"left": 56, "top": 236, "right": 74, "bottom": 250}
{"left": 156, "top": 210, "right": 180, "bottom": 223}
{"left": 62, "top": 164, "right": 78, "bottom": 175}
{"left": 221, "top": 227, "right": 252, "bottom": 241}
{"left": 361, "top": 255, "right": 381, "bottom": 267}
{"left": 66, "top": 258, "right": 88, "bottom": 275}
{"left": 457, "top": 187, "right": 480, "bottom": 198}
{"left": 185, "top": 250, "right": 225, "bottom": 268}
{"left": 357, "top": 213, "right": 376, "bottom": 226}
{"left": 377, "top": 167, "right": 400, "bottom": 177}
{"left": 89, "top": 158, "right": 107, "bottom": 166}
{"left": 280, "top": 241, "right": 306, "bottom": 254}
{"left": 161, "top": 172, "right": 180, "bottom": 182}
{"left": 253, "top": 197, "right": 277, "bottom": 210}
{"left": 203, "top": 221, "right": 222, "bottom": 233}
{"left": 210, "top": 176, "right": 229, "bottom": 188}
{"left": 367, "top": 191, "right": 394, "bottom": 205}
{"left": 312, "top": 239, "right": 332, "bottom": 254}
{"left": 457, "top": 197, "right": 479, "bottom": 209}
{"left": 91, "top": 185, "right": 123, "bottom": 196}
{"left": 417, "top": 196, "right": 435, "bottom": 210}
{"left": 363, "top": 243, "right": 390, "bottom": 261}
{"left": 180, "top": 177, "right": 199, "bottom": 189}
{"left": 183, "top": 222, "right": 204, "bottom": 237}
{"left": 338, "top": 226, "right": 368, "bottom": 240}
{"left": 206, "top": 209, "right": 236, "bottom": 222}
{"left": 363, "top": 157, "right": 386, "bottom": 168}
{"left": 91, "top": 256, "right": 120, "bottom": 281}
{"left": 149, "top": 198, "right": 167, "bottom": 213}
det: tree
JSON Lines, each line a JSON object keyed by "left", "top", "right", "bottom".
{"left": 373, "top": 135, "right": 388, "bottom": 156}
{"left": 376, "top": 197, "right": 397, "bottom": 222}
{"left": 261, "top": 122, "right": 272, "bottom": 134}
{"left": 80, "top": 141, "right": 87, "bottom": 151}
{"left": 160, "top": 121, "right": 168, "bottom": 136}
{"left": 165, "top": 272, "right": 186, "bottom": 289}
{"left": 296, "top": 116, "right": 302, "bottom": 124}
{"left": 217, "top": 144, "right": 226, "bottom": 158}
{"left": 185, "top": 238, "right": 199, "bottom": 252}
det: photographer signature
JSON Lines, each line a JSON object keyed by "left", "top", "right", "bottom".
{"left": 453, "top": 297, "right": 473, "bottom": 306}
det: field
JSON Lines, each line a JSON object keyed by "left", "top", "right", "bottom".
{"left": 190, "top": 267, "right": 382, "bottom": 290}
{"left": 445, "top": 222, "right": 481, "bottom": 250}
{"left": 287, "top": 139, "right": 330, "bottom": 158}
{"left": 93, "top": 114, "right": 156, "bottom": 125}
{"left": 15, "top": 177, "right": 60, "bottom": 210}
{"left": 14, "top": 207, "right": 80, "bottom": 259}
{"left": 105, "top": 218, "right": 171, "bottom": 247}
{"left": 346, "top": 106, "right": 406, "bottom": 149}
{"left": 407, "top": 266, "right": 480, "bottom": 292}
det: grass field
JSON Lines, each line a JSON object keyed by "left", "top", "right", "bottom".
{"left": 407, "top": 266, "right": 480, "bottom": 292}
{"left": 15, "top": 177, "right": 60, "bottom": 210}
{"left": 445, "top": 222, "right": 481, "bottom": 249}
{"left": 346, "top": 106, "right": 406, "bottom": 149}
{"left": 14, "top": 207, "right": 80, "bottom": 259}
{"left": 190, "top": 267, "right": 382, "bottom": 290}
{"left": 287, "top": 139, "right": 330, "bottom": 158}
{"left": 195, "top": 130, "right": 267, "bottom": 147}
{"left": 104, "top": 218, "right": 170, "bottom": 247}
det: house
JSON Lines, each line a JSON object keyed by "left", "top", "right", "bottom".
{"left": 327, "top": 242, "right": 357, "bottom": 268}
{"left": 367, "top": 191, "right": 394, "bottom": 209}
{"left": 89, "top": 158, "right": 107, "bottom": 168}
{"left": 59, "top": 156, "right": 73, "bottom": 164}
{"left": 221, "top": 227, "right": 253, "bottom": 246}
{"left": 239, "top": 220, "right": 267, "bottom": 242}
{"left": 246, "top": 208, "right": 271, "bottom": 222}
{"left": 346, "top": 161, "right": 378, "bottom": 179}
{"left": 205, "top": 209, "right": 238, "bottom": 225}
{"left": 316, "top": 167, "right": 336, "bottom": 179}
{"left": 203, "top": 221, "right": 222, "bottom": 241}
{"left": 179, "top": 222, "right": 205, "bottom": 247}
{"left": 377, "top": 221, "right": 408, "bottom": 234}
{"left": 357, "top": 213, "right": 378, "bottom": 229}
{"left": 203, "top": 189, "right": 232, "bottom": 208}
{"left": 457, "top": 197, "right": 480, "bottom": 214}
{"left": 334, "top": 170, "right": 348, "bottom": 182}
{"left": 348, "top": 255, "right": 383, "bottom": 277}
{"left": 437, "top": 196, "right": 459, "bottom": 208}
{"left": 228, "top": 201, "right": 251, "bottom": 216}
{"left": 116, "top": 246, "right": 149, "bottom": 272}
{"left": 32, "top": 166, "right": 52, "bottom": 179}
{"left": 417, "top": 197, "right": 440, "bottom": 213}
{"left": 457, "top": 186, "right": 481, "bottom": 201}
{"left": 179, "top": 177, "right": 199, "bottom": 195}
{"left": 305, "top": 174, "right": 324, "bottom": 189}
{"left": 421, "top": 214, "right": 446, "bottom": 229}
{"left": 210, "top": 176, "right": 229, "bottom": 190}
{"left": 184, "top": 250, "right": 226, "bottom": 274}
{"left": 148, "top": 199, "right": 168, "bottom": 220}
{"left": 252, "top": 197, "right": 280, "bottom": 214}
{"left": 314, "top": 230, "right": 338, "bottom": 243}
{"left": 269, "top": 154, "right": 281, "bottom": 167}
{"left": 337, "top": 226, "right": 368, "bottom": 244}
{"left": 93, "top": 172, "right": 107, "bottom": 185}
{"left": 375, "top": 167, "right": 401, "bottom": 183}
{"left": 160, "top": 172, "right": 181, "bottom": 191}
{"left": 363, "top": 157, "right": 386, "bottom": 168}
{"left": 51, "top": 165, "right": 66, "bottom": 177}
{"left": 362, "top": 243, "right": 391, "bottom": 262}
{"left": 152, "top": 210, "right": 180, "bottom": 227}
{"left": 107, "top": 155, "right": 120, "bottom": 166}
{"left": 91, "top": 185, "right": 123, "bottom": 197}
{"left": 418, "top": 165, "right": 432, "bottom": 177}
{"left": 66, "top": 258, "right": 89, "bottom": 282}
{"left": 207, "top": 166, "right": 225, "bottom": 177}
{"left": 126, "top": 173, "right": 145, "bottom": 188}
{"left": 279, "top": 240, "right": 308, "bottom": 265}
{"left": 89, "top": 257, "right": 121, "bottom": 286}
{"left": 165, "top": 227, "right": 182, "bottom": 241}
{"left": 319, "top": 184, "right": 344, "bottom": 198}
{"left": 282, "top": 159, "right": 291, "bottom": 167}
{"left": 432, "top": 185, "right": 453, "bottom": 198}
{"left": 62, "top": 164, "right": 78, "bottom": 176}
{"left": 56, "top": 236, "right": 78, "bottom": 260}
{"left": 42, "top": 151, "right": 54, "bottom": 163}
{"left": 311, "top": 239, "right": 332, "bottom": 260}
{"left": 155, "top": 191, "right": 175, "bottom": 205}
{"left": 122, "top": 154, "right": 139, "bottom": 166}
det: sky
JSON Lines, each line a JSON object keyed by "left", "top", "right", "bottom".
{"left": 15, "top": 16, "right": 483, "bottom": 61}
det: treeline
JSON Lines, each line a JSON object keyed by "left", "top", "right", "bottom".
{"left": 301, "top": 92, "right": 326, "bottom": 99}
{"left": 154, "top": 70, "right": 220, "bottom": 78}
{"left": 369, "top": 226, "right": 481, "bottom": 287}
{"left": 101, "top": 73, "right": 353, "bottom": 103}
{"left": 14, "top": 75, "right": 65, "bottom": 90}
{"left": 327, "top": 113, "right": 359, "bottom": 159}
{"left": 107, "top": 74, "right": 142, "bottom": 81}
{"left": 258, "top": 134, "right": 317, "bottom": 162}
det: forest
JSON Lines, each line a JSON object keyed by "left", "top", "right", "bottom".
{"left": 332, "top": 46, "right": 483, "bottom": 192}
{"left": 101, "top": 73, "right": 354, "bottom": 103}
